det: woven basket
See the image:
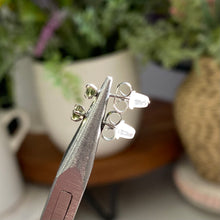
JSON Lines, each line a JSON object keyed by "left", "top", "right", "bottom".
{"left": 174, "top": 58, "right": 220, "bottom": 183}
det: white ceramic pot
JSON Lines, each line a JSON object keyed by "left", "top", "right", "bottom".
{"left": 33, "top": 50, "right": 142, "bottom": 158}
{"left": 11, "top": 57, "right": 46, "bottom": 133}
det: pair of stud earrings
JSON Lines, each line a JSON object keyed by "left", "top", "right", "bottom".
{"left": 71, "top": 81, "right": 150, "bottom": 141}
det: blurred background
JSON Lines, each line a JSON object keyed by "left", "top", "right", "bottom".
{"left": 0, "top": 0, "right": 220, "bottom": 219}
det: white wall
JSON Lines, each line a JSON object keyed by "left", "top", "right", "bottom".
{"left": 139, "top": 62, "right": 187, "bottom": 102}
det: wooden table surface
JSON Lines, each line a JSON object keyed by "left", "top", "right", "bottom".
{"left": 17, "top": 100, "right": 183, "bottom": 187}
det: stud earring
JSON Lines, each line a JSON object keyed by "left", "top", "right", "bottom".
{"left": 102, "top": 111, "right": 135, "bottom": 141}
{"left": 72, "top": 80, "right": 150, "bottom": 141}
{"left": 84, "top": 82, "right": 150, "bottom": 113}
{"left": 112, "top": 82, "right": 150, "bottom": 113}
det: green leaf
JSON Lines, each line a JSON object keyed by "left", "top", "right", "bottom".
{"left": 201, "top": 0, "right": 215, "bottom": 28}
{"left": 215, "top": 0, "right": 220, "bottom": 23}
{"left": 44, "top": 52, "right": 82, "bottom": 102}
{"left": 16, "top": 0, "right": 47, "bottom": 23}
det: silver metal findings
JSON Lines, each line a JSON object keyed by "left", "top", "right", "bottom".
{"left": 102, "top": 111, "right": 135, "bottom": 141}
{"left": 72, "top": 80, "right": 150, "bottom": 141}
{"left": 112, "top": 82, "right": 150, "bottom": 113}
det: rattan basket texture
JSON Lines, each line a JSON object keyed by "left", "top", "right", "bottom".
{"left": 174, "top": 58, "right": 220, "bottom": 183}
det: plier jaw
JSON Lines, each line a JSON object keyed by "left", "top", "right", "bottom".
{"left": 41, "top": 77, "right": 112, "bottom": 220}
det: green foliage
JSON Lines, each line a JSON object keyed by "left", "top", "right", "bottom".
{"left": 0, "top": 1, "right": 46, "bottom": 80}
{"left": 0, "top": 0, "right": 154, "bottom": 104}
{"left": 127, "top": 0, "right": 220, "bottom": 68}
{"left": 44, "top": 52, "right": 82, "bottom": 102}
{"left": 41, "top": 0, "right": 152, "bottom": 60}
{"left": 1, "top": 0, "right": 220, "bottom": 106}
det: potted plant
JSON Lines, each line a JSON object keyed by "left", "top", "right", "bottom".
{"left": 171, "top": 0, "right": 220, "bottom": 184}
{"left": 0, "top": 4, "right": 31, "bottom": 109}
{"left": 0, "top": 1, "right": 48, "bottom": 132}
{"left": 132, "top": 0, "right": 220, "bottom": 183}
{"left": 1, "top": 0, "right": 159, "bottom": 157}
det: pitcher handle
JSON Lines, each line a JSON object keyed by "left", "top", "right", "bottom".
{"left": 1, "top": 109, "right": 30, "bottom": 153}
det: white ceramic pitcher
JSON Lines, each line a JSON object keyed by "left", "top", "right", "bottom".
{"left": 0, "top": 109, "right": 29, "bottom": 215}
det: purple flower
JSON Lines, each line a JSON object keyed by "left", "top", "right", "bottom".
{"left": 34, "top": 10, "right": 65, "bottom": 57}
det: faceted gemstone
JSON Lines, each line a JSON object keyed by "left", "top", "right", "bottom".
{"left": 85, "top": 84, "right": 98, "bottom": 99}
{"left": 71, "top": 104, "right": 86, "bottom": 121}
{"left": 74, "top": 104, "right": 85, "bottom": 114}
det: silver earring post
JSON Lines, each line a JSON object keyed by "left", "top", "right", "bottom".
{"left": 72, "top": 80, "right": 150, "bottom": 141}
